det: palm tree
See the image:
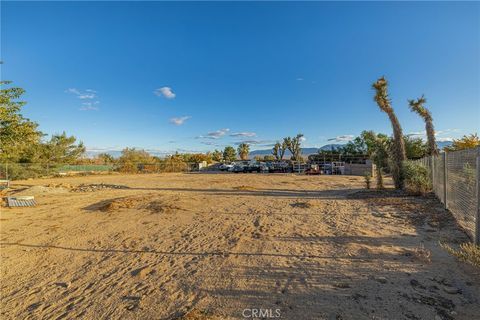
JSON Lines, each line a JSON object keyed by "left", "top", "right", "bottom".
{"left": 408, "top": 95, "right": 438, "bottom": 156}
{"left": 372, "top": 77, "right": 406, "bottom": 189}
{"left": 237, "top": 143, "right": 250, "bottom": 160}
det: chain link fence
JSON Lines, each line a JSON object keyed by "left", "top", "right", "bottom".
{"left": 0, "top": 162, "right": 201, "bottom": 181}
{"left": 417, "top": 147, "right": 479, "bottom": 244}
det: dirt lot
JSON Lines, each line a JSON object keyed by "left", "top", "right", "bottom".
{"left": 0, "top": 173, "right": 479, "bottom": 320}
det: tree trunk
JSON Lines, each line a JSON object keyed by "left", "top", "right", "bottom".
{"left": 387, "top": 111, "right": 406, "bottom": 189}
{"left": 425, "top": 119, "right": 438, "bottom": 156}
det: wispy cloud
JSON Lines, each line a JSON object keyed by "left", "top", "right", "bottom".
{"left": 407, "top": 128, "right": 460, "bottom": 140}
{"left": 66, "top": 88, "right": 97, "bottom": 100}
{"left": 79, "top": 101, "right": 99, "bottom": 111}
{"left": 200, "top": 141, "right": 221, "bottom": 146}
{"left": 154, "top": 86, "right": 176, "bottom": 99}
{"left": 230, "top": 132, "right": 257, "bottom": 138}
{"left": 328, "top": 135, "right": 355, "bottom": 142}
{"left": 296, "top": 77, "right": 304, "bottom": 81}
{"left": 233, "top": 139, "right": 274, "bottom": 146}
{"left": 66, "top": 88, "right": 99, "bottom": 110}
{"left": 437, "top": 137, "right": 454, "bottom": 142}
{"left": 169, "top": 116, "right": 191, "bottom": 126}
{"left": 197, "top": 128, "right": 230, "bottom": 139}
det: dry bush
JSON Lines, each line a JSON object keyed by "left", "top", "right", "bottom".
{"left": 412, "top": 244, "right": 432, "bottom": 263}
{"left": 290, "top": 201, "right": 313, "bottom": 209}
{"left": 363, "top": 173, "right": 371, "bottom": 189}
{"left": 442, "top": 242, "right": 480, "bottom": 268}
{"left": 233, "top": 185, "right": 257, "bottom": 191}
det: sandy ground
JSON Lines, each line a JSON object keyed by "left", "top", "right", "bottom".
{"left": 0, "top": 173, "right": 479, "bottom": 320}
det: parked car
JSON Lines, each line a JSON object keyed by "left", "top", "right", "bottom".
{"left": 267, "top": 161, "right": 291, "bottom": 173}
{"left": 232, "top": 163, "right": 246, "bottom": 173}
{"left": 219, "top": 163, "right": 234, "bottom": 171}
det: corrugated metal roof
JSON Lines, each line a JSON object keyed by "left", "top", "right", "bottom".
{"left": 6, "top": 197, "right": 37, "bottom": 207}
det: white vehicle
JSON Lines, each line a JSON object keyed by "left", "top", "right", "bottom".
{"left": 219, "top": 162, "right": 235, "bottom": 171}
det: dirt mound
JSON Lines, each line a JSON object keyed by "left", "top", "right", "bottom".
{"left": 145, "top": 200, "right": 181, "bottom": 214}
{"left": 72, "top": 183, "right": 129, "bottom": 192}
{"left": 99, "top": 196, "right": 144, "bottom": 212}
{"left": 96, "top": 195, "right": 181, "bottom": 213}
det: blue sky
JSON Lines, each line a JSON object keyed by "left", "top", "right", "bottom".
{"left": 2, "top": 1, "right": 479, "bottom": 154}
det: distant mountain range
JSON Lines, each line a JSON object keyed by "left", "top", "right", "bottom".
{"left": 249, "top": 144, "right": 344, "bottom": 157}
{"left": 436, "top": 141, "right": 453, "bottom": 150}
{"left": 249, "top": 141, "right": 453, "bottom": 158}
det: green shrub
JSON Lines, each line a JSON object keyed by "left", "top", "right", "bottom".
{"left": 403, "top": 161, "right": 431, "bottom": 195}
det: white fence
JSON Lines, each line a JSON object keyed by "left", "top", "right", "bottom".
{"left": 417, "top": 147, "right": 480, "bottom": 244}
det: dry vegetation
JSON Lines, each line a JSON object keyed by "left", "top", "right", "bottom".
{"left": 1, "top": 173, "right": 479, "bottom": 320}
{"left": 442, "top": 243, "right": 480, "bottom": 268}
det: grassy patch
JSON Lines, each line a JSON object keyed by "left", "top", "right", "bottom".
{"left": 441, "top": 242, "right": 480, "bottom": 268}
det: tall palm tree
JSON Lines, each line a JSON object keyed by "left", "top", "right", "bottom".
{"left": 237, "top": 143, "right": 250, "bottom": 160}
{"left": 372, "top": 77, "right": 406, "bottom": 189}
{"left": 408, "top": 95, "right": 438, "bottom": 156}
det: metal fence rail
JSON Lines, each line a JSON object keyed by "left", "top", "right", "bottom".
{"left": 417, "top": 147, "right": 479, "bottom": 244}
{"left": 0, "top": 162, "right": 199, "bottom": 181}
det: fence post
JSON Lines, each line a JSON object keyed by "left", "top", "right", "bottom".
{"left": 430, "top": 155, "right": 435, "bottom": 192}
{"left": 475, "top": 147, "right": 480, "bottom": 245}
{"left": 443, "top": 152, "right": 448, "bottom": 210}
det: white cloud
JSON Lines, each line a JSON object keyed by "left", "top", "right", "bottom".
{"left": 169, "top": 116, "right": 191, "bottom": 126}
{"left": 65, "top": 88, "right": 81, "bottom": 95}
{"left": 79, "top": 101, "right": 99, "bottom": 111}
{"left": 407, "top": 128, "right": 460, "bottom": 140}
{"left": 154, "top": 86, "right": 176, "bottom": 99}
{"left": 66, "top": 88, "right": 99, "bottom": 110}
{"left": 234, "top": 139, "right": 274, "bottom": 146}
{"left": 78, "top": 93, "right": 96, "bottom": 99}
{"left": 197, "top": 128, "right": 230, "bottom": 139}
{"left": 230, "top": 132, "right": 257, "bottom": 138}
{"left": 300, "top": 136, "right": 306, "bottom": 142}
{"left": 66, "top": 88, "right": 97, "bottom": 99}
{"left": 328, "top": 135, "right": 355, "bottom": 142}
{"left": 296, "top": 78, "right": 304, "bottom": 81}
{"left": 436, "top": 137, "right": 454, "bottom": 142}
{"left": 201, "top": 141, "right": 221, "bottom": 146}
